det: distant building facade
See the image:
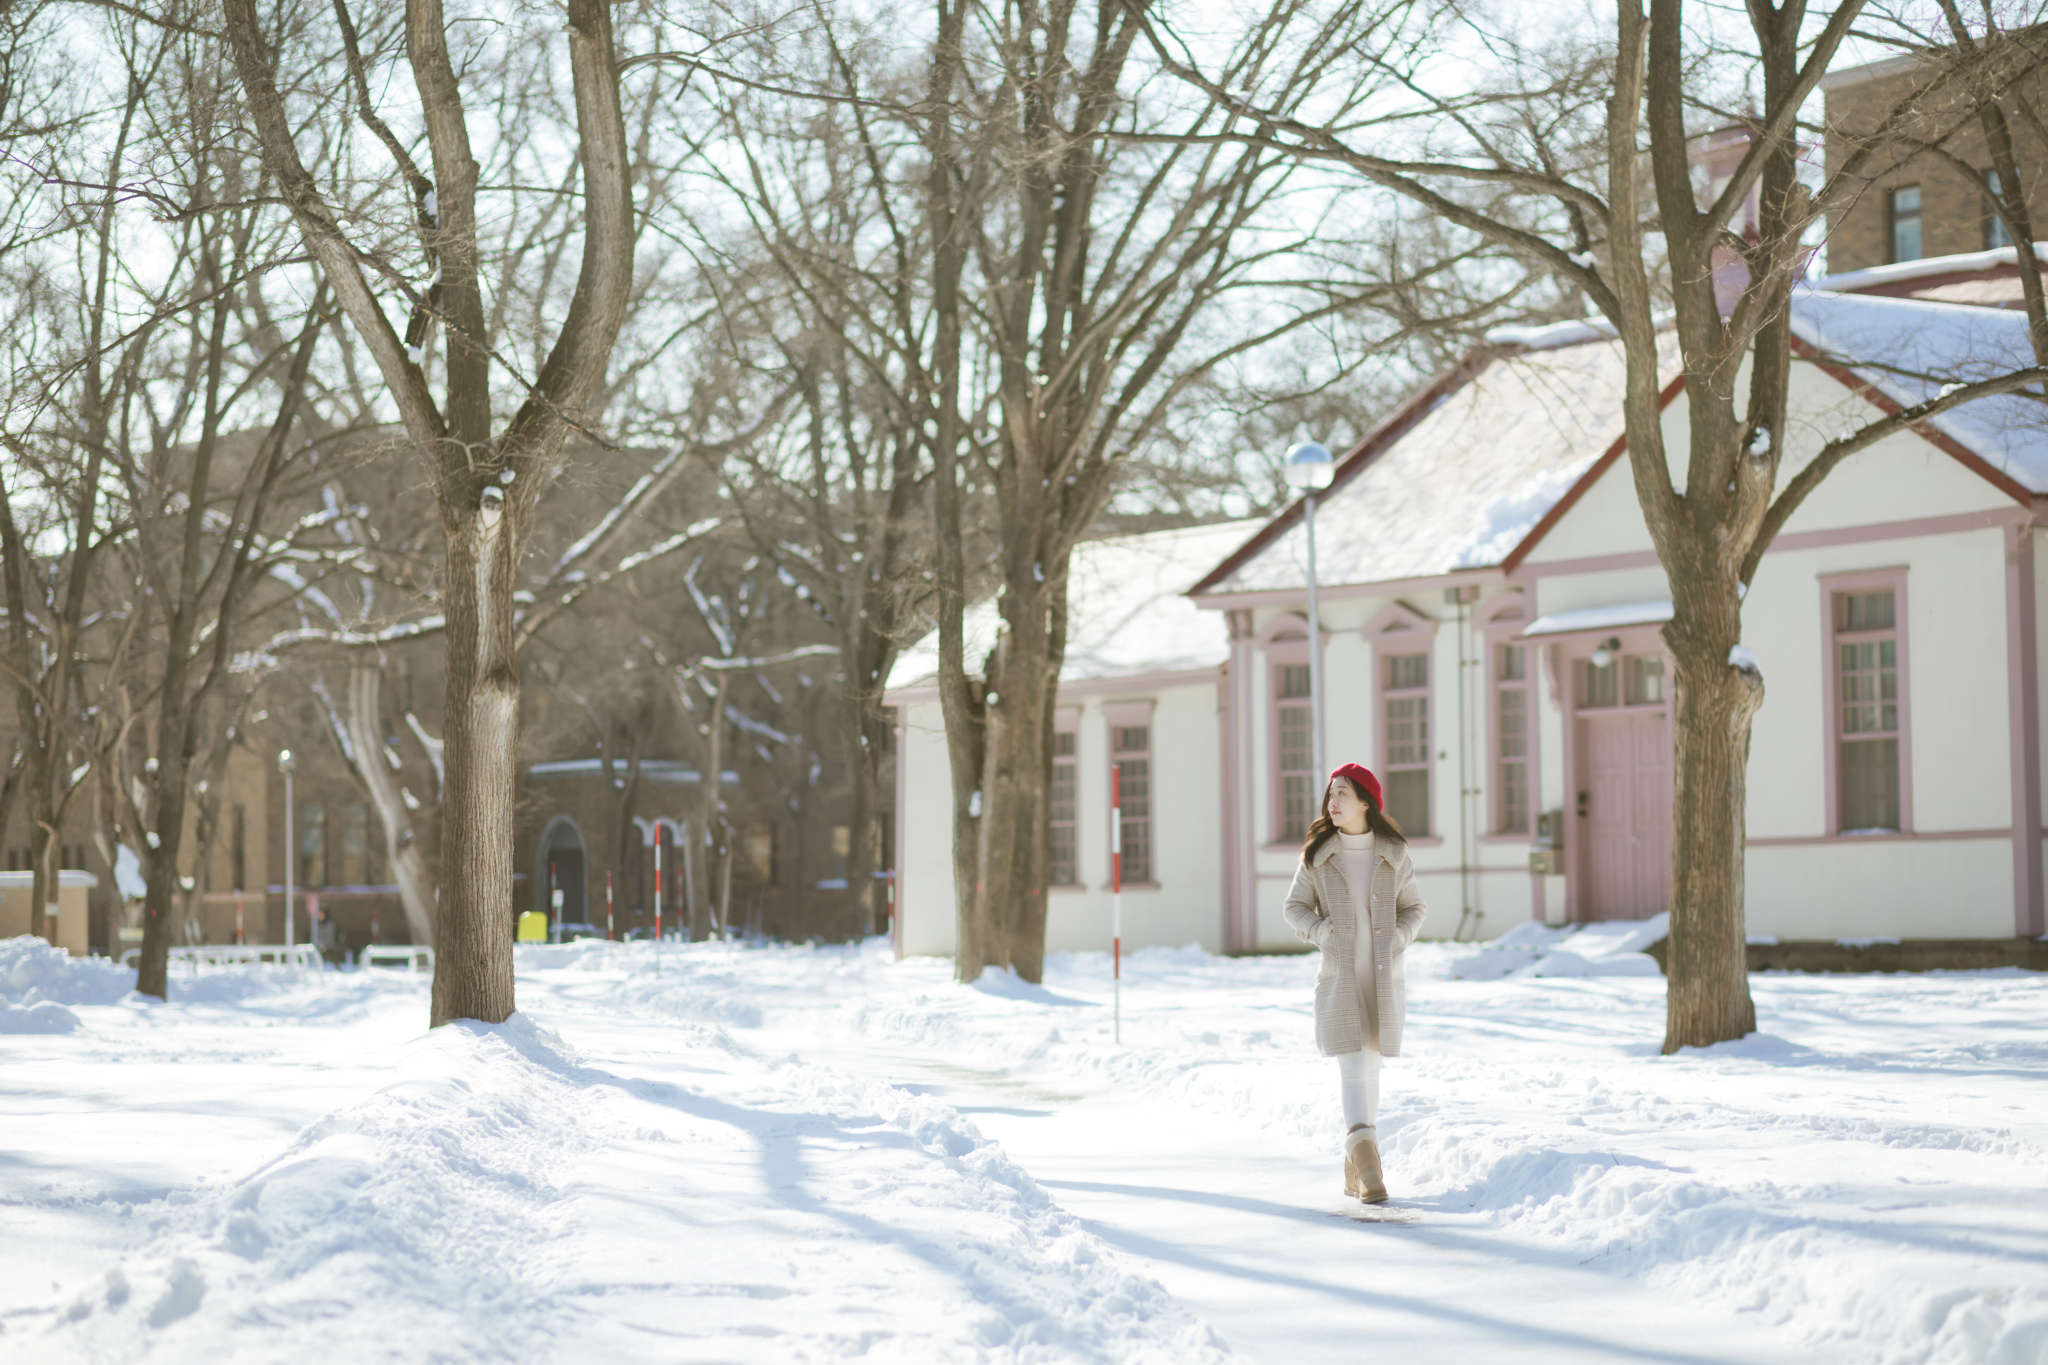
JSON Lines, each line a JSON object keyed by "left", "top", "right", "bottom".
{"left": 1823, "top": 48, "right": 2048, "bottom": 274}
{"left": 889, "top": 264, "right": 2048, "bottom": 964}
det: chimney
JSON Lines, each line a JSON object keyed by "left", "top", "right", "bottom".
{"left": 1694, "top": 124, "right": 1759, "bottom": 315}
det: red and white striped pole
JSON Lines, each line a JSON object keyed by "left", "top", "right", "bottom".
{"left": 1112, "top": 763, "right": 1122, "bottom": 1045}
{"left": 606, "top": 871, "right": 614, "bottom": 942}
{"left": 654, "top": 835, "right": 663, "bottom": 974}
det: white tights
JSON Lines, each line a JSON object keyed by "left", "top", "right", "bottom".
{"left": 1338, "top": 1048, "right": 1381, "bottom": 1133}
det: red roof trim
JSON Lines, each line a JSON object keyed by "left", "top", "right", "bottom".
{"left": 1499, "top": 372, "right": 1690, "bottom": 576}
{"left": 1186, "top": 349, "right": 1498, "bottom": 599}
{"left": 1791, "top": 334, "right": 2034, "bottom": 507}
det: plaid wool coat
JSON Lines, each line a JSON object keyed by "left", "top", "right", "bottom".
{"left": 1282, "top": 835, "right": 1428, "bottom": 1058}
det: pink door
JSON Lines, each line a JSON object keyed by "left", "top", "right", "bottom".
{"left": 1579, "top": 710, "right": 1673, "bottom": 920}
{"left": 1628, "top": 711, "right": 1672, "bottom": 913}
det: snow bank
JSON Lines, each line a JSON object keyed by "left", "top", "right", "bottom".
{"left": 22, "top": 982, "right": 1240, "bottom": 1365}
{"left": 1442, "top": 914, "right": 1668, "bottom": 980}
{"left": 0, "top": 935, "right": 134, "bottom": 1007}
{"left": 0, "top": 1000, "right": 82, "bottom": 1033}
{"left": 10, "top": 935, "right": 2044, "bottom": 1365}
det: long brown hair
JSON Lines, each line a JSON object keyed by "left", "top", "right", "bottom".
{"left": 1302, "top": 774, "right": 1405, "bottom": 863}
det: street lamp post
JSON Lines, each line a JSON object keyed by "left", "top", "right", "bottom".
{"left": 278, "top": 749, "right": 295, "bottom": 950}
{"left": 1283, "top": 442, "right": 1337, "bottom": 783}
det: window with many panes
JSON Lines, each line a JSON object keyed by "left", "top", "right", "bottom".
{"left": 1384, "top": 653, "right": 1431, "bottom": 836}
{"left": 1275, "top": 663, "right": 1313, "bottom": 840}
{"left": 1113, "top": 725, "right": 1153, "bottom": 883}
{"left": 1496, "top": 645, "right": 1529, "bottom": 834}
{"left": 1575, "top": 651, "right": 1665, "bottom": 709}
{"left": 1889, "top": 185, "right": 1923, "bottom": 262}
{"left": 1049, "top": 731, "right": 1079, "bottom": 886}
{"left": 1836, "top": 589, "right": 1901, "bottom": 831}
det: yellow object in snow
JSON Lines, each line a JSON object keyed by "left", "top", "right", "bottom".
{"left": 515, "top": 910, "right": 549, "bottom": 943}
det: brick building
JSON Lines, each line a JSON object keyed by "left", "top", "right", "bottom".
{"left": 1823, "top": 47, "right": 2048, "bottom": 275}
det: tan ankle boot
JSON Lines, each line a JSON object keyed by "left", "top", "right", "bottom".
{"left": 1344, "top": 1124, "right": 1388, "bottom": 1204}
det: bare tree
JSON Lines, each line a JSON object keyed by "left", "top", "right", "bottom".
{"left": 0, "top": 8, "right": 349, "bottom": 996}
{"left": 1141, "top": 0, "right": 2048, "bottom": 1048}
{"left": 678, "top": 125, "right": 945, "bottom": 936}
{"left": 917, "top": 0, "right": 1512, "bottom": 981}
{"left": 222, "top": 0, "right": 637, "bottom": 1023}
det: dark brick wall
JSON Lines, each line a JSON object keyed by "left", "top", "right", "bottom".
{"left": 1824, "top": 57, "right": 2048, "bottom": 273}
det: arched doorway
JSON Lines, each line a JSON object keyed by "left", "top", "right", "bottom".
{"left": 535, "top": 816, "right": 587, "bottom": 932}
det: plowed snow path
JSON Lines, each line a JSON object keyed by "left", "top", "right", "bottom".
{"left": 819, "top": 1049, "right": 1817, "bottom": 1365}
{"left": 6, "top": 936, "right": 2045, "bottom": 1365}
{"left": 522, "top": 938, "right": 2048, "bottom": 1365}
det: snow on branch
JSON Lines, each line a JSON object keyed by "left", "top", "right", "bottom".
{"left": 255, "top": 616, "right": 449, "bottom": 654}
{"left": 545, "top": 444, "right": 691, "bottom": 582}
{"left": 694, "top": 643, "right": 840, "bottom": 672}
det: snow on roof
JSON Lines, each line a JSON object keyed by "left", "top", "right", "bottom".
{"left": 1789, "top": 289, "right": 2048, "bottom": 492}
{"left": 1810, "top": 243, "right": 2048, "bottom": 295}
{"left": 1483, "top": 317, "right": 1620, "bottom": 350}
{"left": 887, "top": 519, "right": 1264, "bottom": 691}
{"left": 1523, "top": 599, "right": 1673, "bottom": 637}
{"left": 1198, "top": 331, "right": 1682, "bottom": 596}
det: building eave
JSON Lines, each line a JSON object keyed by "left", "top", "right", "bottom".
{"left": 1184, "top": 347, "right": 1502, "bottom": 600}
{"left": 1189, "top": 565, "right": 1502, "bottom": 612}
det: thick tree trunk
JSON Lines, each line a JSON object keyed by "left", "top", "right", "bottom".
{"left": 344, "top": 660, "right": 437, "bottom": 946}
{"left": 972, "top": 576, "right": 1060, "bottom": 982}
{"left": 1661, "top": 593, "right": 1763, "bottom": 1053}
{"left": 430, "top": 511, "right": 520, "bottom": 1025}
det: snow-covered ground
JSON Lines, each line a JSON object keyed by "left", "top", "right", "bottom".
{"left": 3, "top": 933, "right": 2043, "bottom": 1364}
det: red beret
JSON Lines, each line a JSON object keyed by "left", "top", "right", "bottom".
{"left": 1328, "top": 763, "right": 1383, "bottom": 811}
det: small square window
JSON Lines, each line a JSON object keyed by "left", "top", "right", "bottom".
{"left": 1577, "top": 660, "right": 1619, "bottom": 709}
{"left": 1625, "top": 656, "right": 1665, "bottom": 705}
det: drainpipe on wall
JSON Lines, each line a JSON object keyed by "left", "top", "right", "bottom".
{"left": 1448, "top": 587, "right": 1479, "bottom": 940}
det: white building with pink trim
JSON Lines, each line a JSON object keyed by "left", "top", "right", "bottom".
{"left": 888, "top": 262, "right": 2048, "bottom": 965}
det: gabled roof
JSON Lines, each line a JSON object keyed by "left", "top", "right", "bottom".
{"left": 886, "top": 518, "right": 1264, "bottom": 692}
{"left": 1191, "top": 326, "right": 1684, "bottom": 598}
{"left": 1788, "top": 289, "right": 2048, "bottom": 496}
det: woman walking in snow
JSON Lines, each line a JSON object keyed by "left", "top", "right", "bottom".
{"left": 1283, "top": 763, "right": 1427, "bottom": 1205}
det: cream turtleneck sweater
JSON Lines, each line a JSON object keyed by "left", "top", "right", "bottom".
{"left": 1338, "top": 830, "right": 1380, "bottom": 1051}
